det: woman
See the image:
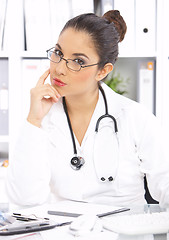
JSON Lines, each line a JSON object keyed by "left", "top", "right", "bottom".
{"left": 6, "top": 10, "right": 169, "bottom": 207}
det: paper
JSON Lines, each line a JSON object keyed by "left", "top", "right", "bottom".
{"left": 10, "top": 200, "right": 123, "bottom": 227}
{"left": 137, "top": 61, "right": 155, "bottom": 113}
{"left": 41, "top": 227, "right": 118, "bottom": 240}
{"left": 8, "top": 200, "right": 123, "bottom": 240}
{"left": 0, "top": 232, "right": 43, "bottom": 240}
{"left": 47, "top": 200, "right": 122, "bottom": 221}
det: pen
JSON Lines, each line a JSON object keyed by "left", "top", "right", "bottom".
{"left": 47, "top": 211, "right": 80, "bottom": 217}
{"left": 0, "top": 221, "right": 62, "bottom": 235}
{"left": 48, "top": 207, "right": 130, "bottom": 218}
{"left": 98, "top": 207, "right": 130, "bottom": 218}
{"left": 12, "top": 216, "right": 37, "bottom": 222}
{"left": 1, "top": 222, "right": 50, "bottom": 231}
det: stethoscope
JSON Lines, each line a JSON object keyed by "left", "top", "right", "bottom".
{"left": 63, "top": 84, "right": 118, "bottom": 175}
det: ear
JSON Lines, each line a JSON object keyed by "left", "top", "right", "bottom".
{"left": 95, "top": 63, "right": 113, "bottom": 81}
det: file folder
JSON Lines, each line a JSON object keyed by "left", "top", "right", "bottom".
{"left": 0, "top": 0, "right": 7, "bottom": 50}
{"left": 21, "top": 59, "right": 49, "bottom": 119}
{"left": 24, "top": 0, "right": 52, "bottom": 51}
{"left": 137, "top": 60, "right": 155, "bottom": 113}
{"left": 113, "top": 0, "right": 135, "bottom": 55}
{"left": 0, "top": 59, "right": 8, "bottom": 135}
{"left": 135, "top": 0, "right": 156, "bottom": 54}
{"left": 101, "top": 0, "right": 114, "bottom": 15}
{"left": 50, "top": 0, "right": 71, "bottom": 46}
{"left": 71, "top": 0, "right": 94, "bottom": 17}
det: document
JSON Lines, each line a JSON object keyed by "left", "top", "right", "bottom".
{"left": 71, "top": 0, "right": 94, "bottom": 17}
{"left": 1, "top": 232, "right": 43, "bottom": 240}
{"left": 21, "top": 59, "right": 49, "bottom": 119}
{"left": 135, "top": 0, "right": 156, "bottom": 54}
{"left": 0, "top": 59, "right": 8, "bottom": 135}
{"left": 101, "top": 0, "right": 114, "bottom": 15}
{"left": 9, "top": 200, "right": 126, "bottom": 225}
{"left": 49, "top": 0, "right": 71, "bottom": 45}
{"left": 137, "top": 60, "right": 155, "bottom": 113}
{"left": 114, "top": 0, "right": 135, "bottom": 55}
{"left": 41, "top": 228, "right": 118, "bottom": 240}
{"left": 24, "top": 0, "right": 52, "bottom": 51}
{"left": 4, "top": 201, "right": 126, "bottom": 240}
{"left": 0, "top": 0, "right": 7, "bottom": 50}
{"left": 41, "top": 200, "right": 120, "bottom": 240}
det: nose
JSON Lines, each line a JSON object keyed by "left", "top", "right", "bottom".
{"left": 55, "top": 57, "right": 68, "bottom": 75}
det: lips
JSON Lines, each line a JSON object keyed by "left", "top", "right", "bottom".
{"left": 53, "top": 78, "right": 67, "bottom": 87}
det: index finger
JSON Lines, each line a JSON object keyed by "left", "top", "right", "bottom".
{"left": 36, "top": 69, "right": 50, "bottom": 87}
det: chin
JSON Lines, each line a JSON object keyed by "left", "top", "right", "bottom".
{"left": 54, "top": 86, "right": 65, "bottom": 97}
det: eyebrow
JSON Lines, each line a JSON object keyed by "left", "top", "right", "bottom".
{"left": 72, "top": 53, "right": 89, "bottom": 60}
{"left": 55, "top": 43, "right": 62, "bottom": 50}
{"left": 55, "top": 43, "right": 89, "bottom": 60}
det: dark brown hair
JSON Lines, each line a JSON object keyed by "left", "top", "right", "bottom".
{"left": 61, "top": 10, "right": 127, "bottom": 68}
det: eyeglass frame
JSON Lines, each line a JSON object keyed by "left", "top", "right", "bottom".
{"left": 46, "top": 47, "right": 101, "bottom": 72}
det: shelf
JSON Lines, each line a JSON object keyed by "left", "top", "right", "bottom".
{"left": 0, "top": 52, "right": 9, "bottom": 58}
{"left": 21, "top": 51, "right": 47, "bottom": 59}
{"left": 0, "top": 0, "right": 168, "bottom": 162}
{"left": 118, "top": 52, "right": 157, "bottom": 59}
{"left": 20, "top": 51, "right": 158, "bottom": 60}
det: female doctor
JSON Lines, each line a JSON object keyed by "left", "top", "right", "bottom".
{"left": 6, "top": 10, "right": 169, "bottom": 207}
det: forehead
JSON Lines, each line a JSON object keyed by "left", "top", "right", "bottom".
{"left": 58, "top": 28, "right": 98, "bottom": 58}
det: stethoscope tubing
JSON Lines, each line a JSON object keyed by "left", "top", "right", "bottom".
{"left": 63, "top": 84, "right": 118, "bottom": 170}
{"left": 63, "top": 97, "right": 77, "bottom": 155}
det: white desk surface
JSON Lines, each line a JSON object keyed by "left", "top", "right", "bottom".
{"left": 1, "top": 201, "right": 168, "bottom": 240}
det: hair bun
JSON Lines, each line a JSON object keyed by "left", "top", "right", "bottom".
{"left": 102, "top": 10, "right": 127, "bottom": 42}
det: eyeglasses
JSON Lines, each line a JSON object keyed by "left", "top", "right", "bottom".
{"left": 46, "top": 47, "right": 100, "bottom": 72}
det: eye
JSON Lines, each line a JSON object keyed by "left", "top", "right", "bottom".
{"left": 74, "top": 58, "right": 85, "bottom": 65}
{"left": 54, "top": 49, "right": 63, "bottom": 57}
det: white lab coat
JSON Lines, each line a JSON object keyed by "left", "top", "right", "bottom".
{"left": 6, "top": 83, "right": 169, "bottom": 207}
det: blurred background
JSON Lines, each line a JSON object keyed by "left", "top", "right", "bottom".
{"left": 0, "top": 0, "right": 169, "bottom": 203}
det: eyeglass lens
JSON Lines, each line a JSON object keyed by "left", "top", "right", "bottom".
{"left": 48, "top": 50, "right": 81, "bottom": 71}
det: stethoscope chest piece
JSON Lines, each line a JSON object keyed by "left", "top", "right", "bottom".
{"left": 70, "top": 156, "right": 85, "bottom": 170}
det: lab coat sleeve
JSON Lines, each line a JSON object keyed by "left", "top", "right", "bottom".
{"left": 138, "top": 111, "right": 169, "bottom": 207}
{"left": 6, "top": 121, "right": 53, "bottom": 206}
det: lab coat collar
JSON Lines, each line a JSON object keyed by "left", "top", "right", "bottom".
{"left": 100, "top": 82, "right": 127, "bottom": 119}
{"left": 41, "top": 99, "right": 71, "bottom": 146}
{"left": 48, "top": 82, "right": 125, "bottom": 125}
{"left": 42, "top": 83, "right": 127, "bottom": 146}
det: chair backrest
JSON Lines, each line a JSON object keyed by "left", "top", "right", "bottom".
{"left": 144, "top": 176, "right": 159, "bottom": 204}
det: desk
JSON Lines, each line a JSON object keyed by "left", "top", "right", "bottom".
{"left": 1, "top": 202, "right": 169, "bottom": 240}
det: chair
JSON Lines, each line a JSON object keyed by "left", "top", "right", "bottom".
{"left": 144, "top": 176, "right": 159, "bottom": 204}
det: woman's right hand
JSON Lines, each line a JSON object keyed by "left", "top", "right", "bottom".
{"left": 27, "top": 69, "right": 61, "bottom": 127}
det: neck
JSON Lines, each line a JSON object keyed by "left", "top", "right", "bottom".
{"left": 65, "top": 86, "right": 99, "bottom": 116}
